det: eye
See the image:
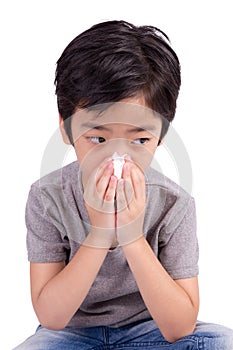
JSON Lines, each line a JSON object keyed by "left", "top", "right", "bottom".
{"left": 132, "top": 138, "right": 150, "bottom": 145}
{"left": 88, "top": 136, "right": 106, "bottom": 144}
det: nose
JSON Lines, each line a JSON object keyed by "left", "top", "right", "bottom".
{"left": 106, "top": 138, "right": 130, "bottom": 157}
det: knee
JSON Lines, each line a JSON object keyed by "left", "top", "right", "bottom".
{"left": 194, "top": 321, "right": 233, "bottom": 349}
{"left": 12, "top": 344, "right": 28, "bottom": 350}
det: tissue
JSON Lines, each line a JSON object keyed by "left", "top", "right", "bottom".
{"left": 112, "top": 152, "right": 127, "bottom": 179}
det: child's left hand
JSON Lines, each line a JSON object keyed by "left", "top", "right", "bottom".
{"left": 116, "top": 161, "right": 146, "bottom": 246}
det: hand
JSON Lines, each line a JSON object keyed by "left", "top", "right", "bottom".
{"left": 83, "top": 159, "right": 118, "bottom": 248}
{"left": 116, "top": 160, "right": 146, "bottom": 246}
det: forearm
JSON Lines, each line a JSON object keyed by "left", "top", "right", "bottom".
{"left": 34, "top": 160, "right": 117, "bottom": 330}
{"left": 34, "top": 233, "right": 109, "bottom": 330}
{"left": 122, "top": 236, "right": 199, "bottom": 343}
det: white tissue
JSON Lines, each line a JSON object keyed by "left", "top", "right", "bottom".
{"left": 112, "top": 152, "right": 127, "bottom": 179}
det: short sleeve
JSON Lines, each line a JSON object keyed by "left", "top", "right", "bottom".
{"left": 158, "top": 197, "right": 199, "bottom": 279}
{"left": 26, "top": 184, "right": 70, "bottom": 263}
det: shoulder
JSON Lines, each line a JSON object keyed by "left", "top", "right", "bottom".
{"left": 145, "top": 166, "right": 192, "bottom": 200}
{"left": 32, "top": 161, "right": 80, "bottom": 189}
{"left": 32, "top": 161, "right": 80, "bottom": 187}
{"left": 145, "top": 166, "right": 195, "bottom": 231}
{"left": 27, "top": 161, "right": 82, "bottom": 209}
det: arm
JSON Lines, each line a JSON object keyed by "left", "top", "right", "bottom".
{"left": 116, "top": 161, "right": 199, "bottom": 343}
{"left": 122, "top": 237, "right": 199, "bottom": 343}
{"left": 30, "top": 244, "right": 109, "bottom": 330}
{"left": 30, "top": 159, "right": 118, "bottom": 330}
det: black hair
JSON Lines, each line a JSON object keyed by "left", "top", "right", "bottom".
{"left": 54, "top": 20, "right": 181, "bottom": 144}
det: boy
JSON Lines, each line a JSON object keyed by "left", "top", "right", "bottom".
{"left": 14, "top": 20, "right": 233, "bottom": 349}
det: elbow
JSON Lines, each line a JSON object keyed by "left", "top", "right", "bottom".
{"left": 43, "top": 325, "right": 65, "bottom": 331}
{"left": 33, "top": 303, "right": 70, "bottom": 331}
{"left": 164, "top": 334, "right": 183, "bottom": 344}
{"left": 162, "top": 325, "right": 196, "bottom": 344}
{"left": 36, "top": 313, "right": 69, "bottom": 331}
{"left": 39, "top": 319, "right": 67, "bottom": 331}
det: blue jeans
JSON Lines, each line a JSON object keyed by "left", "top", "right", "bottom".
{"left": 13, "top": 319, "right": 233, "bottom": 349}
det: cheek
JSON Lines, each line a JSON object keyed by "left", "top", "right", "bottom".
{"left": 131, "top": 146, "right": 156, "bottom": 172}
{"left": 73, "top": 142, "right": 88, "bottom": 165}
{"left": 129, "top": 139, "right": 158, "bottom": 172}
{"left": 76, "top": 140, "right": 157, "bottom": 185}
{"left": 76, "top": 143, "right": 113, "bottom": 186}
{"left": 73, "top": 138, "right": 99, "bottom": 175}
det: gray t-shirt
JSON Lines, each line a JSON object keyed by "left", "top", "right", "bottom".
{"left": 26, "top": 161, "right": 199, "bottom": 328}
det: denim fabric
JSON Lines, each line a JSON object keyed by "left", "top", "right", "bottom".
{"left": 13, "top": 319, "right": 233, "bottom": 350}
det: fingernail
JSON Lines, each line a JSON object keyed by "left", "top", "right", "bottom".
{"left": 124, "top": 162, "right": 130, "bottom": 171}
{"left": 118, "top": 179, "right": 124, "bottom": 188}
{"left": 124, "top": 154, "right": 132, "bottom": 160}
{"left": 106, "top": 162, "right": 112, "bottom": 170}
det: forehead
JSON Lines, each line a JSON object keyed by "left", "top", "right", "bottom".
{"left": 71, "top": 101, "right": 163, "bottom": 135}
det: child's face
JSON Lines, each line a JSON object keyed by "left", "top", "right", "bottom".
{"left": 61, "top": 95, "right": 162, "bottom": 183}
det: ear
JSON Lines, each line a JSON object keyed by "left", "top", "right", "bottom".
{"left": 59, "top": 115, "right": 71, "bottom": 145}
{"left": 157, "top": 138, "right": 164, "bottom": 146}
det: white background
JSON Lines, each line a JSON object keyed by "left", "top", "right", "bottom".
{"left": 0, "top": 1, "right": 232, "bottom": 349}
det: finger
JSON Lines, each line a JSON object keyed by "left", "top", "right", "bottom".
{"left": 117, "top": 161, "right": 145, "bottom": 206}
{"left": 104, "top": 175, "right": 117, "bottom": 203}
{"left": 130, "top": 164, "right": 146, "bottom": 201}
{"left": 86, "top": 159, "right": 111, "bottom": 194}
{"left": 84, "top": 160, "right": 112, "bottom": 207}
{"left": 122, "top": 160, "right": 131, "bottom": 181}
{"left": 96, "top": 162, "right": 114, "bottom": 198}
{"left": 122, "top": 161, "right": 136, "bottom": 205}
{"left": 95, "top": 159, "right": 112, "bottom": 183}
{"left": 124, "top": 178, "right": 134, "bottom": 206}
{"left": 116, "top": 179, "right": 127, "bottom": 212}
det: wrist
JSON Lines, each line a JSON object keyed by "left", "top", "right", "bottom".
{"left": 121, "top": 235, "right": 146, "bottom": 253}
{"left": 116, "top": 223, "right": 144, "bottom": 246}
{"left": 82, "top": 227, "right": 116, "bottom": 249}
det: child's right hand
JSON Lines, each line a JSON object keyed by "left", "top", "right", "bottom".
{"left": 82, "top": 159, "right": 118, "bottom": 248}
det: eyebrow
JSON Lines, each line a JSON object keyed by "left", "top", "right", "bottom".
{"left": 125, "top": 126, "right": 157, "bottom": 133}
{"left": 81, "top": 122, "right": 157, "bottom": 133}
{"left": 81, "top": 123, "right": 113, "bottom": 131}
